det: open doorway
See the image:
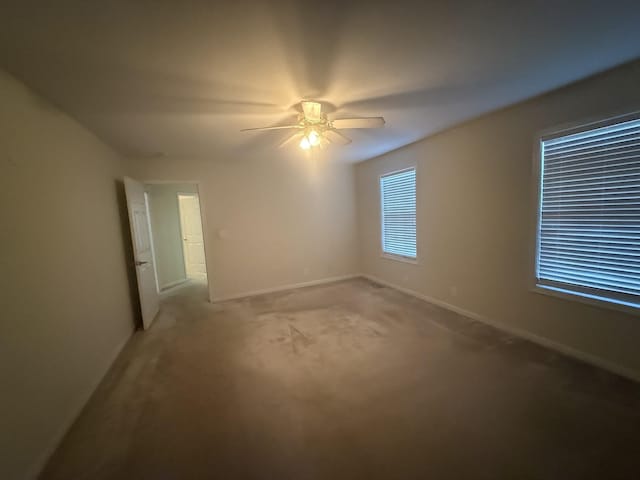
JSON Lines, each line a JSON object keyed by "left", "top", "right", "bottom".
{"left": 145, "top": 183, "right": 208, "bottom": 292}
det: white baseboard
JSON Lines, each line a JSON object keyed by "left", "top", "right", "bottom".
{"left": 213, "top": 274, "right": 361, "bottom": 302}
{"left": 159, "top": 279, "right": 194, "bottom": 297}
{"left": 160, "top": 278, "right": 189, "bottom": 291}
{"left": 30, "top": 331, "right": 133, "bottom": 479}
{"left": 361, "top": 273, "right": 640, "bottom": 383}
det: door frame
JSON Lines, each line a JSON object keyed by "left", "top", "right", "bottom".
{"left": 142, "top": 180, "right": 214, "bottom": 302}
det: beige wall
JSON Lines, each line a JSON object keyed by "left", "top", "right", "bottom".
{"left": 146, "top": 183, "right": 198, "bottom": 289}
{"left": 356, "top": 60, "right": 640, "bottom": 378}
{"left": 0, "top": 71, "right": 136, "bottom": 479}
{"left": 129, "top": 155, "right": 359, "bottom": 300}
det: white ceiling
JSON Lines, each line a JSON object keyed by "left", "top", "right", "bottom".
{"left": 1, "top": 0, "right": 639, "bottom": 163}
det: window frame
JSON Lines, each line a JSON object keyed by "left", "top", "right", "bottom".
{"left": 379, "top": 166, "right": 418, "bottom": 264}
{"left": 531, "top": 110, "right": 640, "bottom": 316}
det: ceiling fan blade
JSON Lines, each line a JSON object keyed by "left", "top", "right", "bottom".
{"left": 331, "top": 117, "right": 385, "bottom": 129}
{"left": 301, "top": 101, "right": 322, "bottom": 122}
{"left": 278, "top": 132, "right": 304, "bottom": 148}
{"left": 240, "top": 125, "right": 301, "bottom": 132}
{"left": 324, "top": 129, "right": 352, "bottom": 145}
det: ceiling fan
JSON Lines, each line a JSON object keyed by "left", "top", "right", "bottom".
{"left": 240, "top": 101, "right": 385, "bottom": 150}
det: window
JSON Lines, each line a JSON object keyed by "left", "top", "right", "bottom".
{"left": 536, "top": 114, "right": 640, "bottom": 311}
{"left": 380, "top": 168, "right": 417, "bottom": 260}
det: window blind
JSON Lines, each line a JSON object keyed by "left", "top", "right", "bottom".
{"left": 537, "top": 116, "right": 640, "bottom": 308}
{"left": 380, "top": 168, "right": 417, "bottom": 259}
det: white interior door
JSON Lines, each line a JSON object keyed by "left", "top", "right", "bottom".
{"left": 178, "top": 193, "right": 207, "bottom": 280}
{"left": 124, "top": 177, "right": 160, "bottom": 329}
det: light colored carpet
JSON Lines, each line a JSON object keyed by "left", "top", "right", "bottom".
{"left": 42, "top": 278, "right": 640, "bottom": 479}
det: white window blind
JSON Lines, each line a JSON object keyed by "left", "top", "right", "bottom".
{"left": 536, "top": 116, "right": 640, "bottom": 309}
{"left": 380, "top": 168, "right": 417, "bottom": 259}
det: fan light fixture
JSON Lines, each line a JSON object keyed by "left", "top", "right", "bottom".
{"left": 241, "top": 101, "right": 385, "bottom": 150}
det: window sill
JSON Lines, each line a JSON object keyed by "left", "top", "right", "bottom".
{"left": 381, "top": 253, "right": 418, "bottom": 265}
{"left": 533, "top": 283, "right": 640, "bottom": 316}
